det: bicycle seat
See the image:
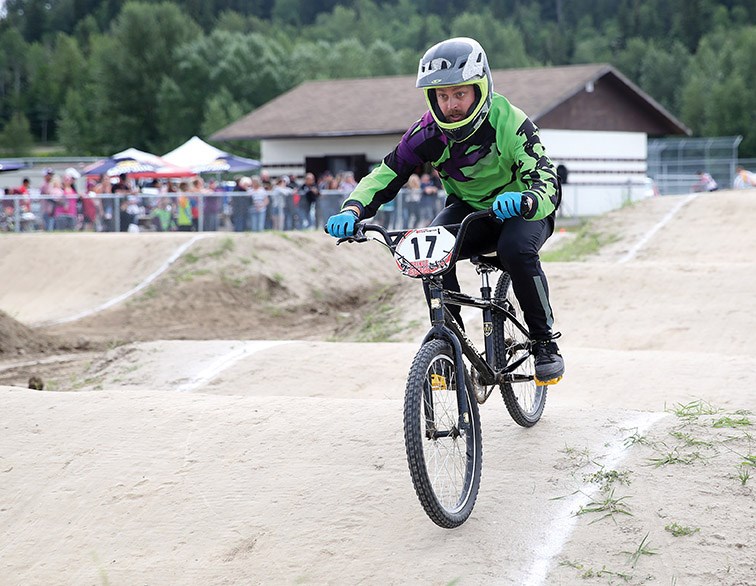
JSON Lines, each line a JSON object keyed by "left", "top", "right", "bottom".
{"left": 469, "top": 254, "right": 502, "bottom": 271}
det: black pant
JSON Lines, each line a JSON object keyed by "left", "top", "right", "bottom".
{"left": 426, "top": 197, "right": 556, "bottom": 340}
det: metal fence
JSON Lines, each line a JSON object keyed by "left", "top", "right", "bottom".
{"left": 647, "top": 136, "right": 743, "bottom": 195}
{"left": 0, "top": 189, "right": 450, "bottom": 234}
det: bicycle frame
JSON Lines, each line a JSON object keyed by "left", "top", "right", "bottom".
{"left": 338, "top": 209, "right": 535, "bottom": 423}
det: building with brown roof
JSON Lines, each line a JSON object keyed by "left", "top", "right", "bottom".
{"left": 212, "top": 63, "right": 690, "bottom": 216}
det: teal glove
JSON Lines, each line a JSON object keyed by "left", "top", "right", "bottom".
{"left": 493, "top": 192, "right": 523, "bottom": 220}
{"left": 326, "top": 210, "right": 358, "bottom": 238}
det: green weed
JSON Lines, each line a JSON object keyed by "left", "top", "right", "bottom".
{"left": 576, "top": 489, "right": 632, "bottom": 524}
{"left": 668, "top": 400, "right": 720, "bottom": 418}
{"left": 665, "top": 522, "right": 700, "bottom": 537}
{"left": 736, "top": 465, "right": 751, "bottom": 486}
{"left": 583, "top": 468, "right": 631, "bottom": 492}
{"left": 712, "top": 416, "right": 751, "bottom": 428}
{"left": 182, "top": 252, "right": 200, "bottom": 264}
{"left": 558, "top": 559, "right": 632, "bottom": 581}
{"left": 648, "top": 449, "right": 705, "bottom": 467}
{"left": 209, "top": 237, "right": 234, "bottom": 257}
{"left": 559, "top": 445, "right": 596, "bottom": 469}
{"left": 669, "top": 430, "right": 714, "bottom": 448}
{"left": 541, "top": 223, "right": 618, "bottom": 262}
{"left": 625, "top": 533, "right": 657, "bottom": 567}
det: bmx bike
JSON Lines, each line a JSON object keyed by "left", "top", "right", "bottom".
{"left": 333, "top": 209, "right": 549, "bottom": 528}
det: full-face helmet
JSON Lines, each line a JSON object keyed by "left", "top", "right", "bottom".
{"left": 416, "top": 37, "right": 493, "bottom": 142}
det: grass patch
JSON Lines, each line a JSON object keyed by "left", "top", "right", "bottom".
{"left": 665, "top": 522, "right": 700, "bottom": 537}
{"left": 669, "top": 430, "right": 714, "bottom": 448}
{"left": 209, "top": 237, "right": 234, "bottom": 257}
{"left": 220, "top": 271, "right": 245, "bottom": 288}
{"left": 647, "top": 449, "right": 705, "bottom": 467}
{"left": 584, "top": 468, "right": 632, "bottom": 492}
{"left": 182, "top": 252, "right": 200, "bottom": 264}
{"left": 558, "top": 559, "right": 632, "bottom": 581}
{"left": 354, "top": 299, "right": 403, "bottom": 342}
{"left": 558, "top": 444, "right": 597, "bottom": 469}
{"left": 575, "top": 489, "right": 632, "bottom": 524}
{"left": 737, "top": 465, "right": 751, "bottom": 485}
{"left": 174, "top": 268, "right": 210, "bottom": 282}
{"left": 135, "top": 285, "right": 159, "bottom": 301}
{"left": 668, "top": 400, "right": 721, "bottom": 418}
{"left": 712, "top": 416, "right": 751, "bottom": 428}
{"left": 625, "top": 533, "right": 657, "bottom": 567}
{"left": 541, "top": 222, "right": 618, "bottom": 262}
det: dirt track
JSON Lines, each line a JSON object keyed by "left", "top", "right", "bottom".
{"left": 1, "top": 191, "right": 755, "bottom": 585}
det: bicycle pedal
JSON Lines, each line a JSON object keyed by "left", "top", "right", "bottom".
{"left": 534, "top": 375, "right": 563, "bottom": 386}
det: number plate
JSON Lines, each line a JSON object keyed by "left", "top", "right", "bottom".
{"left": 393, "top": 226, "right": 455, "bottom": 277}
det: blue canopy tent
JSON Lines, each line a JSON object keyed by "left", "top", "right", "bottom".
{"left": 0, "top": 160, "right": 27, "bottom": 173}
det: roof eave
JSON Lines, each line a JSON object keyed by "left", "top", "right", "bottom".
{"left": 533, "top": 64, "right": 691, "bottom": 136}
{"left": 212, "top": 129, "right": 407, "bottom": 142}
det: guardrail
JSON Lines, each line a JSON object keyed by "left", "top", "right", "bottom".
{"left": 0, "top": 189, "right": 449, "bottom": 234}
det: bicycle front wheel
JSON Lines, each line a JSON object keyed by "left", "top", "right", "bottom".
{"left": 404, "top": 339, "right": 482, "bottom": 528}
{"left": 492, "top": 271, "right": 547, "bottom": 427}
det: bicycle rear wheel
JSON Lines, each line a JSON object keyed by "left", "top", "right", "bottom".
{"left": 492, "top": 272, "right": 547, "bottom": 427}
{"left": 404, "top": 339, "right": 482, "bottom": 528}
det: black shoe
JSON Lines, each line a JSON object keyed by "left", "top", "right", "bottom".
{"left": 532, "top": 337, "right": 564, "bottom": 385}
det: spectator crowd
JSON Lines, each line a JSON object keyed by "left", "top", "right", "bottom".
{"left": 1, "top": 167, "right": 447, "bottom": 233}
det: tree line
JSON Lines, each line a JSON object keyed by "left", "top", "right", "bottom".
{"left": 0, "top": 0, "right": 754, "bottom": 157}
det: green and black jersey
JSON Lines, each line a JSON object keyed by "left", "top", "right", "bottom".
{"left": 343, "top": 93, "right": 560, "bottom": 221}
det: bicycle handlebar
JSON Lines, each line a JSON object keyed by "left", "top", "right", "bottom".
{"left": 330, "top": 208, "right": 497, "bottom": 275}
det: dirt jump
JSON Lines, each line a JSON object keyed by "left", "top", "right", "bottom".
{"left": 1, "top": 190, "right": 754, "bottom": 585}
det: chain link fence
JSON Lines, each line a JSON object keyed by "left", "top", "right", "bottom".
{"left": 647, "top": 136, "right": 743, "bottom": 195}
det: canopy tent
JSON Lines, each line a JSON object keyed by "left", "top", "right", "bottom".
{"left": 83, "top": 148, "right": 195, "bottom": 178}
{"left": 162, "top": 136, "right": 260, "bottom": 174}
{"left": 0, "top": 160, "right": 27, "bottom": 173}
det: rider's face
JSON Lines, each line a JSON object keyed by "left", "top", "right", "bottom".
{"left": 434, "top": 85, "right": 475, "bottom": 123}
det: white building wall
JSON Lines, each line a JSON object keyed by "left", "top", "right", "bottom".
{"left": 541, "top": 129, "right": 651, "bottom": 217}
{"left": 262, "top": 129, "right": 653, "bottom": 217}
{"left": 261, "top": 135, "right": 402, "bottom": 177}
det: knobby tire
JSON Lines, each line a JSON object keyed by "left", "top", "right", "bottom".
{"left": 403, "top": 339, "right": 482, "bottom": 528}
{"left": 492, "top": 271, "right": 547, "bottom": 427}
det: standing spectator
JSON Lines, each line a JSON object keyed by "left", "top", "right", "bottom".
{"left": 54, "top": 170, "right": 79, "bottom": 230}
{"left": 202, "top": 179, "right": 222, "bottom": 231}
{"left": 151, "top": 197, "right": 176, "bottom": 231}
{"left": 176, "top": 180, "right": 194, "bottom": 232}
{"left": 402, "top": 173, "right": 423, "bottom": 228}
{"left": 300, "top": 172, "right": 320, "bottom": 228}
{"left": 231, "top": 176, "right": 252, "bottom": 232}
{"left": 39, "top": 167, "right": 56, "bottom": 231}
{"left": 11, "top": 178, "right": 34, "bottom": 231}
{"left": 270, "top": 176, "right": 291, "bottom": 231}
{"left": 286, "top": 175, "right": 304, "bottom": 230}
{"left": 419, "top": 172, "right": 440, "bottom": 225}
{"left": 80, "top": 177, "right": 103, "bottom": 231}
{"left": 339, "top": 171, "right": 357, "bottom": 195}
{"left": 248, "top": 176, "right": 269, "bottom": 232}
{"left": 113, "top": 173, "right": 138, "bottom": 230}
{"left": 189, "top": 177, "right": 203, "bottom": 231}
{"left": 90, "top": 174, "right": 113, "bottom": 231}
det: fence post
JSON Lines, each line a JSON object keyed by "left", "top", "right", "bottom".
{"left": 14, "top": 197, "right": 21, "bottom": 233}
{"left": 115, "top": 196, "right": 121, "bottom": 232}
